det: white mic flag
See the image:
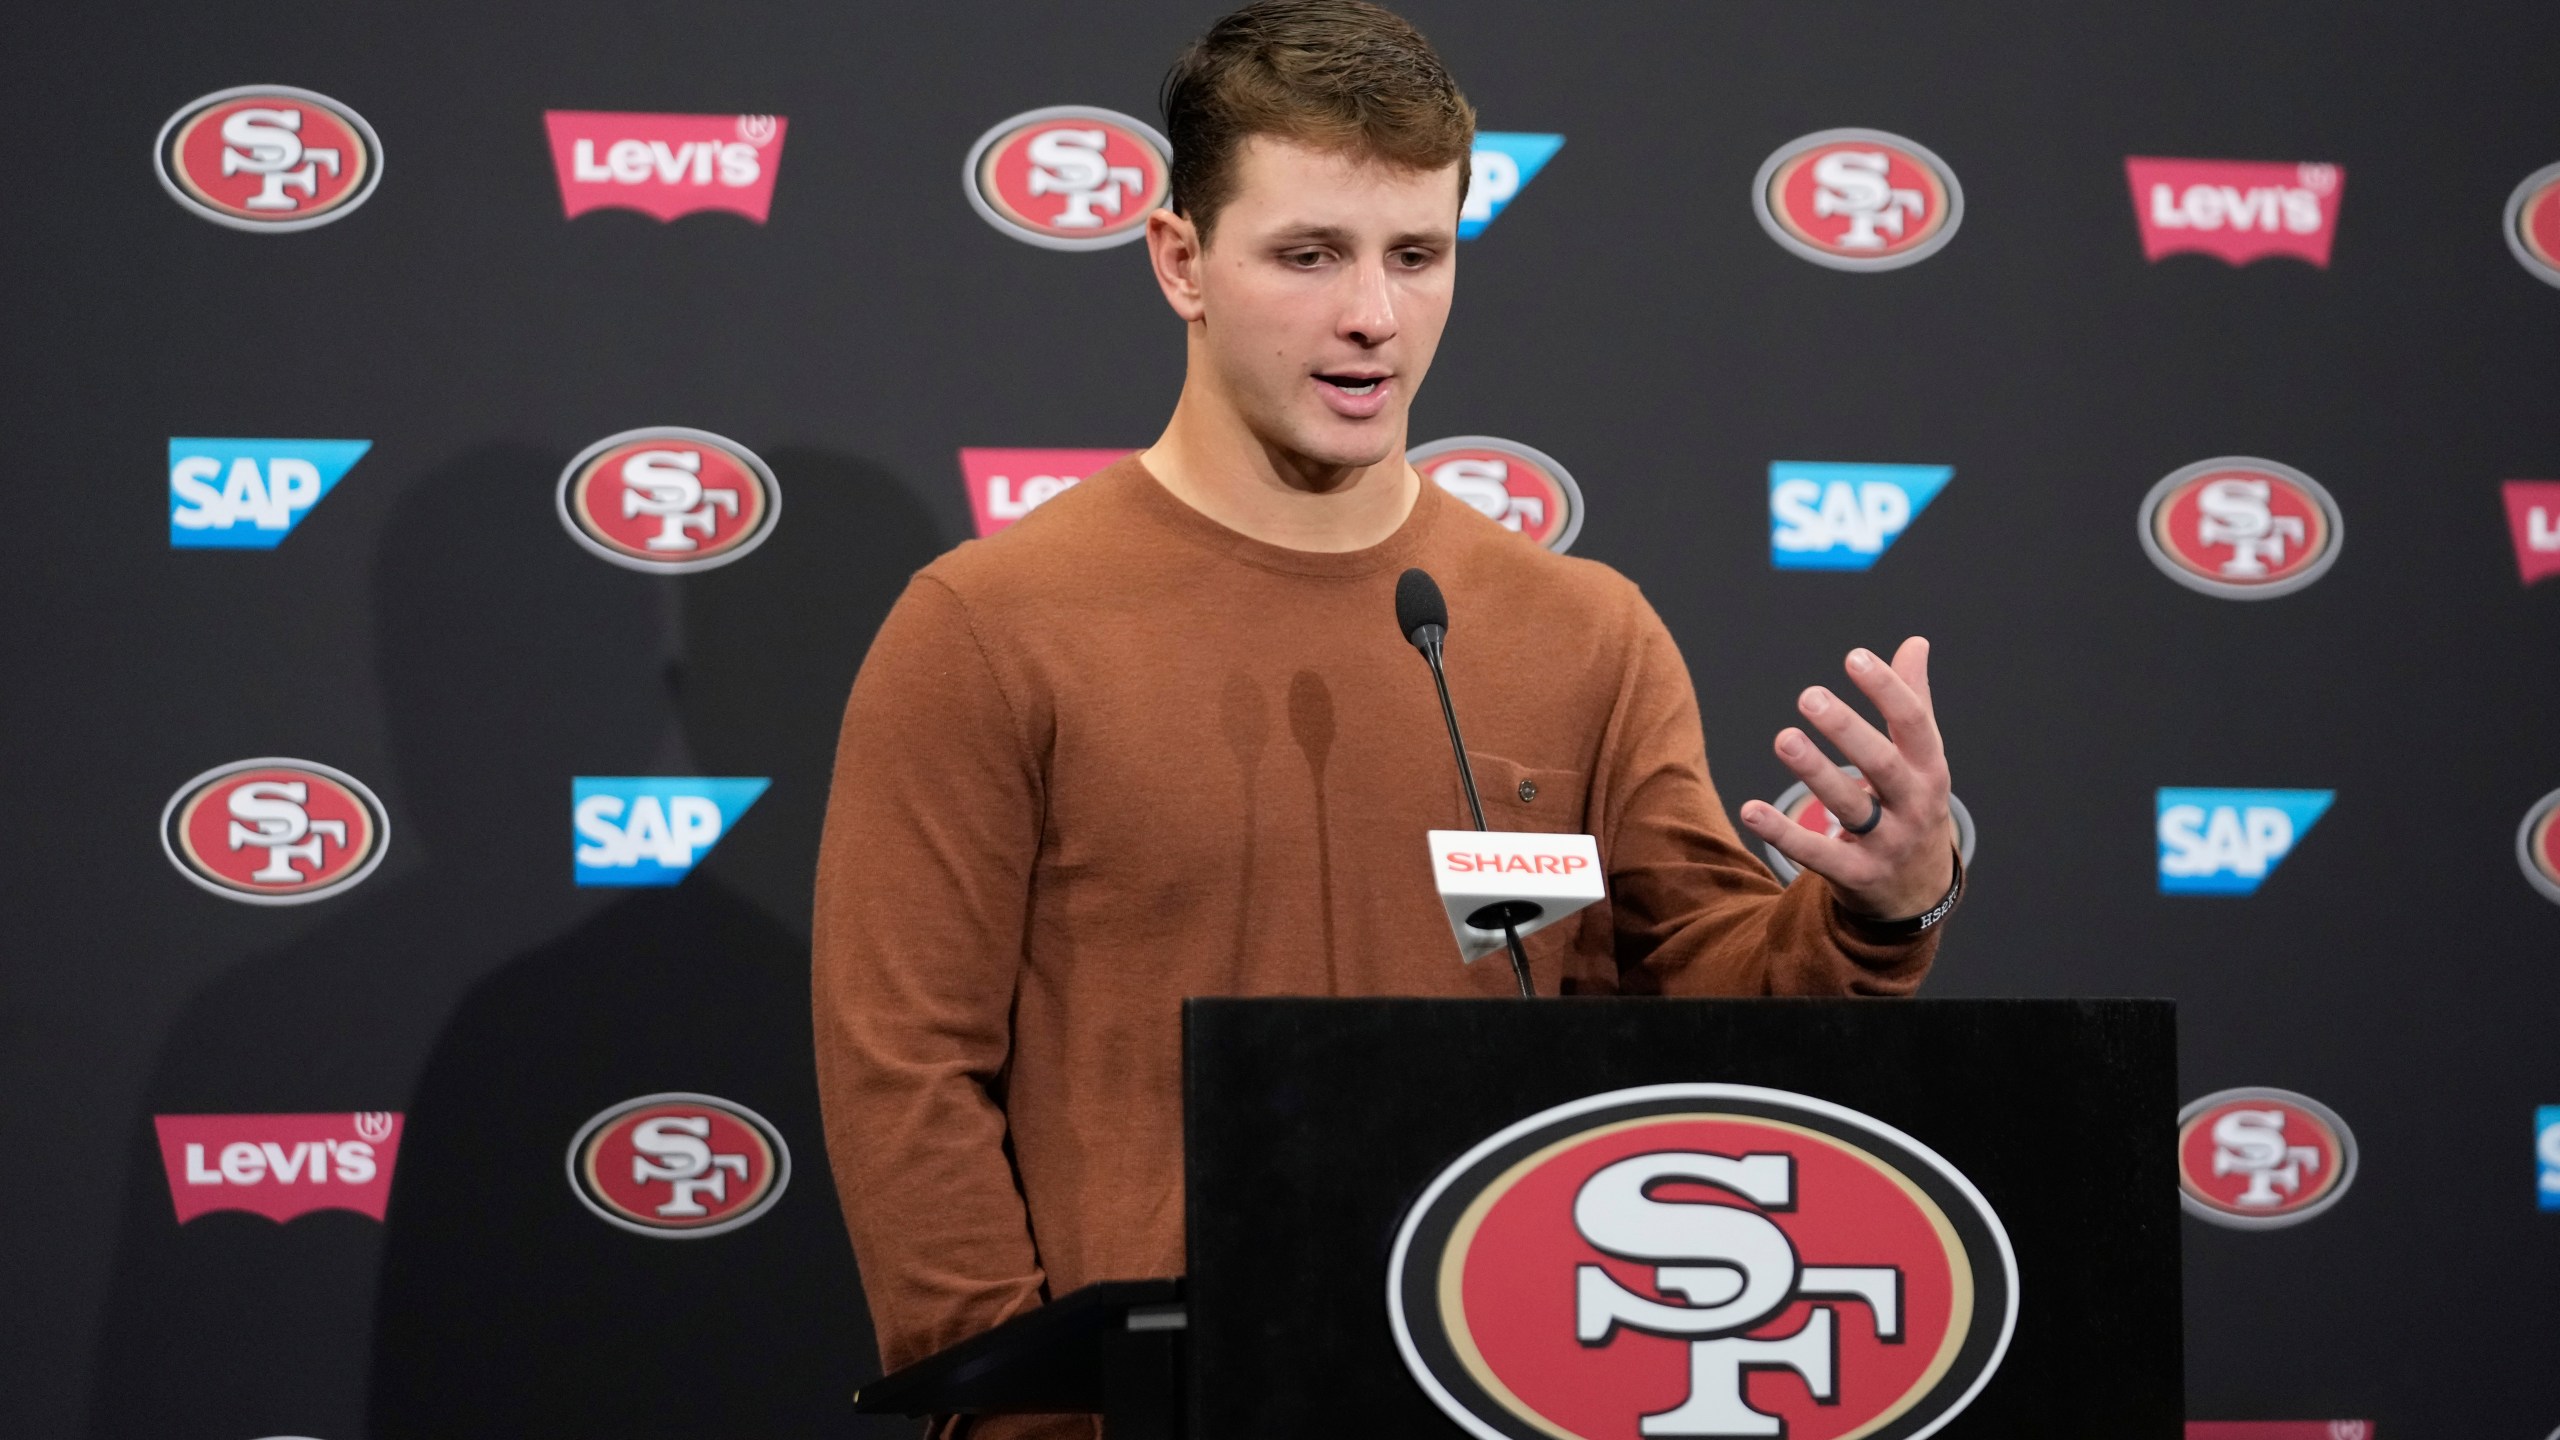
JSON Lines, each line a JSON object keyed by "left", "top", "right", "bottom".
{"left": 1427, "top": 830, "right": 1605, "bottom": 963}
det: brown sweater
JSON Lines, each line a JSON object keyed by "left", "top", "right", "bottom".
{"left": 812, "top": 459, "right": 1936, "bottom": 1422}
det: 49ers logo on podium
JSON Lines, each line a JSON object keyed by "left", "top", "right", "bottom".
{"left": 2517, "top": 787, "right": 2560, "bottom": 907}
{"left": 1390, "top": 1084, "right": 2017, "bottom": 1440}
{"left": 1413, "top": 436, "right": 1585, "bottom": 553}
{"left": 557, "top": 427, "right": 780, "bottom": 573}
{"left": 964, "top": 106, "right": 1170, "bottom": 250}
{"left": 2176, "top": 1088, "right": 2358, "bottom": 1229}
{"left": 161, "top": 758, "right": 389, "bottom": 905}
{"left": 2139, "top": 457, "right": 2343, "bottom": 599}
{"left": 567, "top": 1092, "right": 790, "bottom": 1238}
{"left": 154, "top": 86, "right": 382, "bottom": 231}
{"left": 1760, "top": 768, "right": 1978, "bottom": 885}
{"left": 1753, "top": 129, "right": 1963, "bottom": 271}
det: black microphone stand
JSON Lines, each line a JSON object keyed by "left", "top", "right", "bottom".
{"left": 1413, "top": 626, "right": 1537, "bottom": 1000}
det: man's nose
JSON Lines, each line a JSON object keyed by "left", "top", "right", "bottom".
{"left": 1339, "top": 257, "right": 1400, "bottom": 348}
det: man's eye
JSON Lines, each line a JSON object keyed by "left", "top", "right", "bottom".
{"left": 1395, "top": 249, "right": 1434, "bottom": 268}
{"left": 1286, "top": 251, "right": 1326, "bottom": 267}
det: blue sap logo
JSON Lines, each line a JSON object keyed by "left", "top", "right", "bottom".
{"left": 2539, "top": 1107, "right": 2560, "bottom": 1212}
{"left": 2156, "top": 788, "right": 2334, "bottom": 894}
{"left": 572, "top": 777, "right": 768, "bottom": 887}
{"left": 1460, "top": 133, "right": 1564, "bottom": 239}
{"left": 1769, "top": 461, "right": 1953, "bottom": 570}
{"left": 170, "top": 439, "right": 371, "bottom": 548}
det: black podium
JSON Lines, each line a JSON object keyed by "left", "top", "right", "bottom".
{"left": 856, "top": 998, "right": 2181, "bottom": 1438}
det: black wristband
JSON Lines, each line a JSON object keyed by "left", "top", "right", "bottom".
{"left": 1838, "top": 850, "right": 1964, "bottom": 944}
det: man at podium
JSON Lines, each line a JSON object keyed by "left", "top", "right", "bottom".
{"left": 813, "top": 2, "right": 1963, "bottom": 1433}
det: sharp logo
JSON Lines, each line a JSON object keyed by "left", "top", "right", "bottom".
{"left": 964, "top": 106, "right": 1169, "bottom": 251}
{"left": 957, "top": 447, "right": 1130, "bottom": 537}
{"left": 1390, "top": 1084, "right": 2015, "bottom": 1440}
{"left": 2156, "top": 788, "right": 2332, "bottom": 895}
{"left": 2176, "top": 1088, "right": 2357, "bottom": 1229}
{"left": 1761, "top": 768, "right": 1977, "bottom": 884}
{"left": 161, "top": 759, "right": 389, "bottom": 905}
{"left": 2519, "top": 786, "right": 2560, "bottom": 907}
{"left": 1460, "top": 133, "right": 1563, "bottom": 239}
{"left": 1769, "top": 461, "right": 1952, "bottom": 570}
{"left": 154, "top": 86, "right": 382, "bottom": 231}
{"left": 2538, "top": 1106, "right": 2560, "bottom": 1213}
{"left": 2506, "top": 161, "right": 2560, "bottom": 290}
{"left": 2504, "top": 480, "right": 2560, "bottom": 586}
{"left": 573, "top": 777, "right": 768, "bottom": 887}
{"left": 169, "top": 439, "right": 370, "bottom": 548}
{"left": 2125, "top": 158, "right": 2345, "bottom": 267}
{"left": 153, "top": 1112, "right": 402, "bottom": 1223}
{"left": 568, "top": 1092, "right": 790, "bottom": 1237}
{"left": 544, "top": 112, "right": 788, "bottom": 223}
{"left": 1753, "top": 128, "right": 1962, "bottom": 271}
{"left": 2139, "top": 457, "right": 2343, "bottom": 599}
{"left": 1412, "top": 436, "right": 1584, "bottom": 553}
{"left": 557, "top": 427, "right": 780, "bottom": 573}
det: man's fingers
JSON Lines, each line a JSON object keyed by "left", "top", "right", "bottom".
{"left": 1841, "top": 646, "right": 1945, "bottom": 773}
{"left": 1740, "top": 799, "right": 1871, "bottom": 885}
{"left": 1892, "top": 636, "right": 1933, "bottom": 710}
{"left": 1798, "top": 686, "right": 1909, "bottom": 796}
{"left": 1773, "top": 726, "right": 1880, "bottom": 833}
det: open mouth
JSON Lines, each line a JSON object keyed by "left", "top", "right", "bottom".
{"left": 1318, "top": 374, "right": 1386, "bottom": 397}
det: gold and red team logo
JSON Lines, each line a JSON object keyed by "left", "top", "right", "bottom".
{"left": 1391, "top": 1084, "right": 2017, "bottom": 1440}
{"left": 556, "top": 427, "right": 780, "bottom": 574}
{"left": 1760, "top": 768, "right": 1978, "bottom": 884}
{"left": 964, "top": 105, "right": 1170, "bottom": 250}
{"left": 2176, "top": 1088, "right": 2358, "bottom": 1230}
{"left": 2138, "top": 457, "right": 2343, "bottom": 599}
{"left": 1411, "top": 436, "right": 1584, "bottom": 553}
{"left": 1753, "top": 129, "right": 1963, "bottom": 271}
{"left": 567, "top": 1092, "right": 791, "bottom": 1238}
{"left": 2505, "top": 162, "right": 2560, "bottom": 289}
{"left": 154, "top": 86, "right": 382, "bottom": 231}
{"left": 160, "top": 758, "right": 389, "bottom": 905}
{"left": 2519, "top": 787, "right": 2560, "bottom": 906}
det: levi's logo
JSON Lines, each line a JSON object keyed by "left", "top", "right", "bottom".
{"left": 154, "top": 1112, "right": 402, "bottom": 1223}
{"left": 2126, "top": 158, "right": 2344, "bottom": 267}
{"left": 957, "top": 448, "right": 1128, "bottom": 536}
{"left": 2504, "top": 480, "right": 2560, "bottom": 586}
{"left": 545, "top": 112, "right": 787, "bottom": 222}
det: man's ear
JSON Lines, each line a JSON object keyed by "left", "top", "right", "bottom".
{"left": 1147, "top": 208, "right": 1207, "bottom": 324}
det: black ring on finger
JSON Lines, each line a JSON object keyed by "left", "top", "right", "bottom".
{"left": 1839, "top": 794, "right": 1884, "bottom": 836}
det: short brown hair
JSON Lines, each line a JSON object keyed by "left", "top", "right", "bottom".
{"left": 1160, "top": 0, "right": 1477, "bottom": 239}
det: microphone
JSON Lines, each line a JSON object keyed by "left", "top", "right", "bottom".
{"left": 1397, "top": 568, "right": 1601, "bottom": 998}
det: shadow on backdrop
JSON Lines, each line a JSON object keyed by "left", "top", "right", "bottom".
{"left": 362, "top": 448, "right": 944, "bottom": 1438}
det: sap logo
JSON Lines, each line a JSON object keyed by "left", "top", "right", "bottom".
{"left": 573, "top": 777, "right": 766, "bottom": 886}
{"left": 153, "top": 1112, "right": 402, "bottom": 1223}
{"left": 2505, "top": 480, "right": 2560, "bottom": 586}
{"left": 1459, "top": 133, "right": 1563, "bottom": 239}
{"left": 1770, "top": 461, "right": 1952, "bottom": 570}
{"left": 2126, "top": 158, "right": 2344, "bottom": 267}
{"left": 2157, "top": 788, "right": 2333, "bottom": 895}
{"left": 965, "top": 106, "right": 1170, "bottom": 251}
{"left": 545, "top": 112, "right": 787, "bottom": 223}
{"left": 169, "top": 439, "right": 369, "bottom": 548}
{"left": 958, "top": 448, "right": 1129, "bottom": 537}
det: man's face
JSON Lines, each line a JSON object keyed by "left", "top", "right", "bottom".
{"left": 1183, "top": 136, "right": 1461, "bottom": 473}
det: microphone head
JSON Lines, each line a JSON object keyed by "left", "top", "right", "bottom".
{"left": 1396, "top": 567, "right": 1448, "bottom": 647}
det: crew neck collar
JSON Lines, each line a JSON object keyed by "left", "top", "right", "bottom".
{"left": 1123, "top": 454, "right": 1441, "bottom": 579}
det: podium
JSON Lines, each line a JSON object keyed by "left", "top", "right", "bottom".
{"left": 856, "top": 997, "right": 2182, "bottom": 1438}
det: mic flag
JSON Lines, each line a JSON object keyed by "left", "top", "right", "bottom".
{"left": 1428, "top": 830, "right": 1605, "bottom": 962}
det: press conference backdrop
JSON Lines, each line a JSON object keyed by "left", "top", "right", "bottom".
{"left": 2, "top": 0, "right": 2555, "bottom": 1435}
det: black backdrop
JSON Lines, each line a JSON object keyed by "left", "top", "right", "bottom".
{"left": 3, "top": 1, "right": 2556, "bottom": 1436}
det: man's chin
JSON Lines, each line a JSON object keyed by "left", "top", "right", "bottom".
{"left": 1267, "top": 417, "right": 1400, "bottom": 477}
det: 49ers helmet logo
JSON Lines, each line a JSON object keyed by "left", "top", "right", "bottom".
{"left": 2139, "top": 457, "right": 2343, "bottom": 599}
{"left": 2505, "top": 161, "right": 2560, "bottom": 290}
{"left": 2177, "top": 1088, "right": 2357, "bottom": 1229}
{"left": 1753, "top": 129, "right": 1963, "bottom": 271}
{"left": 567, "top": 1092, "right": 790, "bottom": 1238}
{"left": 161, "top": 758, "right": 389, "bottom": 905}
{"left": 557, "top": 427, "right": 780, "bottom": 573}
{"left": 1390, "top": 1084, "right": 2017, "bottom": 1440}
{"left": 2516, "top": 787, "right": 2560, "bottom": 907}
{"left": 1413, "top": 435, "right": 1586, "bottom": 553}
{"left": 964, "top": 106, "right": 1170, "bottom": 250}
{"left": 154, "top": 86, "right": 382, "bottom": 232}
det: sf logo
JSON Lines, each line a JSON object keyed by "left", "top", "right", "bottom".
{"left": 2192, "top": 477, "right": 2303, "bottom": 578}
{"left": 1575, "top": 1151, "right": 1900, "bottom": 1436}
{"left": 1811, "top": 150, "right": 1925, "bottom": 250}
{"left": 2209, "top": 1108, "right": 2322, "bottom": 1209}
{"left": 616, "top": 448, "right": 738, "bottom": 553}
{"left": 1024, "top": 128, "right": 1149, "bottom": 230}
{"left": 628, "top": 1114, "right": 753, "bottom": 1219}
{"left": 226, "top": 779, "right": 349, "bottom": 884}
{"left": 219, "top": 106, "right": 344, "bottom": 213}
{"left": 1430, "top": 455, "right": 1547, "bottom": 535}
